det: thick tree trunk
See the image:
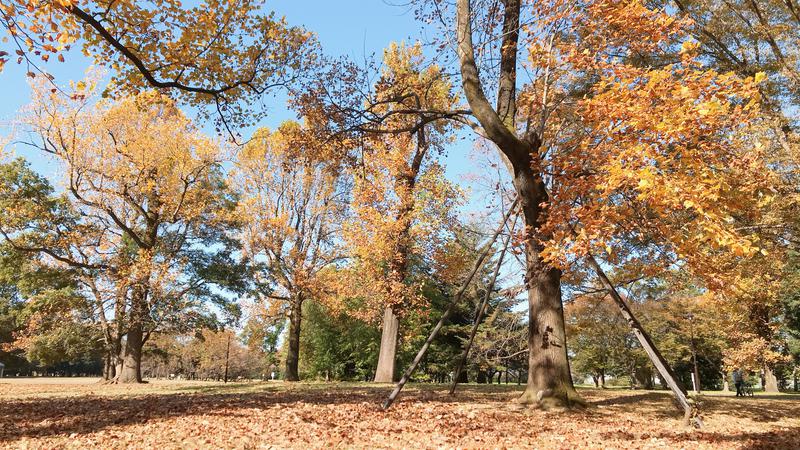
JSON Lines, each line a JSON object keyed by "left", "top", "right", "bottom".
{"left": 374, "top": 306, "right": 399, "bottom": 382}
{"left": 285, "top": 295, "right": 303, "bottom": 382}
{"left": 118, "top": 322, "right": 143, "bottom": 383}
{"left": 517, "top": 265, "right": 580, "bottom": 407}
{"left": 117, "top": 290, "right": 146, "bottom": 384}
{"left": 764, "top": 365, "right": 779, "bottom": 393}
{"left": 454, "top": 0, "right": 580, "bottom": 409}
{"left": 512, "top": 168, "right": 581, "bottom": 408}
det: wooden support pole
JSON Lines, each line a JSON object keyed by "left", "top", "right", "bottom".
{"left": 382, "top": 199, "right": 518, "bottom": 409}
{"left": 585, "top": 254, "right": 702, "bottom": 428}
{"left": 449, "top": 215, "right": 515, "bottom": 395}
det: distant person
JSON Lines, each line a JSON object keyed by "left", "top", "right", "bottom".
{"left": 732, "top": 368, "right": 744, "bottom": 397}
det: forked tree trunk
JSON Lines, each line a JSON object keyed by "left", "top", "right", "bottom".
{"left": 455, "top": 0, "right": 580, "bottom": 409}
{"left": 374, "top": 306, "right": 399, "bottom": 382}
{"left": 285, "top": 294, "right": 304, "bottom": 382}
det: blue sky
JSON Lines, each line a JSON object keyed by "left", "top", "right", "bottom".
{"left": 0, "top": 0, "right": 491, "bottom": 199}
{"left": 0, "top": 0, "right": 524, "bottom": 311}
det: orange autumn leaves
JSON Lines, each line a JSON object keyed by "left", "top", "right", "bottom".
{"left": 510, "top": 0, "right": 774, "bottom": 288}
{"left": 1, "top": 0, "right": 315, "bottom": 127}
{"left": 329, "top": 43, "right": 464, "bottom": 322}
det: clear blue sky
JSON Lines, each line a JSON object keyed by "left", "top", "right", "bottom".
{"left": 0, "top": 0, "right": 486, "bottom": 190}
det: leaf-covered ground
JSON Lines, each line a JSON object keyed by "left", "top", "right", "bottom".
{"left": 1, "top": 379, "right": 798, "bottom": 449}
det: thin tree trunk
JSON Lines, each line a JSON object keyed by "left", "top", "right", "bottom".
{"left": 285, "top": 295, "right": 303, "bottom": 382}
{"left": 374, "top": 306, "right": 399, "bottom": 382}
{"left": 223, "top": 331, "right": 231, "bottom": 383}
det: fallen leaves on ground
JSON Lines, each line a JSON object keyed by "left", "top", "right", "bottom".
{"left": 0, "top": 380, "right": 797, "bottom": 449}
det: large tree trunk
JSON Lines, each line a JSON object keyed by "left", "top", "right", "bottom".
{"left": 515, "top": 170, "right": 580, "bottom": 408}
{"left": 517, "top": 262, "right": 580, "bottom": 407}
{"left": 117, "top": 290, "right": 146, "bottom": 383}
{"left": 118, "top": 322, "right": 143, "bottom": 383}
{"left": 374, "top": 306, "right": 399, "bottom": 382}
{"left": 764, "top": 365, "right": 779, "bottom": 393}
{"left": 285, "top": 295, "right": 303, "bottom": 382}
{"left": 454, "top": 0, "right": 580, "bottom": 409}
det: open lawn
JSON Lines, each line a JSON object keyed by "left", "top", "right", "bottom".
{"left": 0, "top": 378, "right": 798, "bottom": 449}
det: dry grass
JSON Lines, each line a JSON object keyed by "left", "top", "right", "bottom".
{"left": 1, "top": 378, "right": 798, "bottom": 449}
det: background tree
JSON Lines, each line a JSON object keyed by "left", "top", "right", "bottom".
{"left": 326, "top": 42, "right": 463, "bottom": 383}
{"left": 1, "top": 89, "right": 242, "bottom": 382}
{"left": 1, "top": 0, "right": 317, "bottom": 133}
{"left": 233, "top": 121, "right": 347, "bottom": 381}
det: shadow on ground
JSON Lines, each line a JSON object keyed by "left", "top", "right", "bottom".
{"left": 1, "top": 383, "right": 797, "bottom": 446}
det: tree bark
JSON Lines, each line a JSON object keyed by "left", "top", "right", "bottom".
{"left": 285, "top": 294, "right": 303, "bottom": 382}
{"left": 374, "top": 306, "right": 400, "bottom": 382}
{"left": 455, "top": 0, "right": 580, "bottom": 409}
{"left": 117, "top": 322, "right": 143, "bottom": 383}
{"left": 117, "top": 288, "right": 146, "bottom": 383}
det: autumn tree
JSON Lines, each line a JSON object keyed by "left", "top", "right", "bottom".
{"left": 233, "top": 122, "right": 347, "bottom": 382}
{"left": 374, "top": 0, "right": 773, "bottom": 412}
{"left": 1, "top": 0, "right": 317, "bottom": 134}
{"left": 1, "top": 89, "right": 242, "bottom": 382}
{"left": 0, "top": 241, "right": 103, "bottom": 375}
{"left": 565, "top": 294, "right": 632, "bottom": 388}
{"left": 363, "top": 43, "right": 462, "bottom": 383}
{"left": 307, "top": 42, "right": 464, "bottom": 382}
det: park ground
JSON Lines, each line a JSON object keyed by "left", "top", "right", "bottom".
{"left": 0, "top": 379, "right": 798, "bottom": 449}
